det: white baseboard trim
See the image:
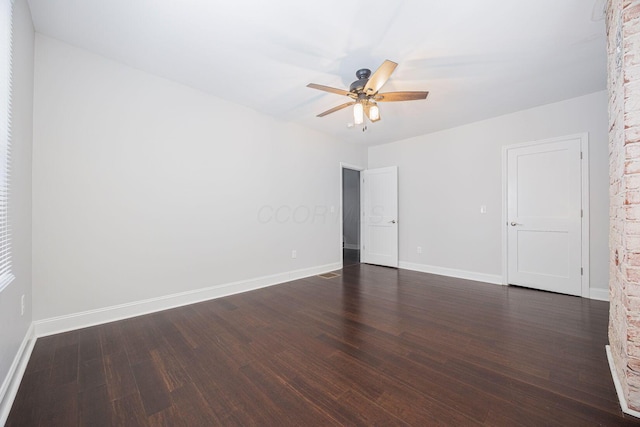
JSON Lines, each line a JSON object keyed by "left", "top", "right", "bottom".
{"left": 34, "top": 262, "right": 341, "bottom": 338}
{"left": 589, "top": 288, "right": 609, "bottom": 302}
{"left": 606, "top": 345, "right": 640, "bottom": 419}
{"left": 0, "top": 323, "right": 36, "bottom": 426}
{"left": 343, "top": 243, "right": 359, "bottom": 250}
{"left": 399, "top": 261, "right": 503, "bottom": 285}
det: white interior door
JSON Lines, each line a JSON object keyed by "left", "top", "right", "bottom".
{"left": 362, "top": 166, "right": 398, "bottom": 268}
{"left": 507, "top": 138, "right": 582, "bottom": 296}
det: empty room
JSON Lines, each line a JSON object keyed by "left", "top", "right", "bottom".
{"left": 2, "top": 0, "right": 640, "bottom": 425}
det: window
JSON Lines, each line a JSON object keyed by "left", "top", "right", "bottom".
{"left": 0, "top": 0, "right": 13, "bottom": 292}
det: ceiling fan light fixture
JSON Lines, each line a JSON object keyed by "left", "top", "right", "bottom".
{"left": 369, "top": 104, "right": 380, "bottom": 121}
{"left": 354, "top": 102, "right": 364, "bottom": 125}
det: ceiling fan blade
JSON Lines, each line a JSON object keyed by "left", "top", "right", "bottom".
{"left": 364, "top": 104, "right": 381, "bottom": 122}
{"left": 363, "top": 60, "right": 398, "bottom": 95}
{"left": 307, "top": 83, "right": 353, "bottom": 97}
{"left": 317, "top": 101, "right": 356, "bottom": 117}
{"left": 375, "top": 91, "right": 429, "bottom": 102}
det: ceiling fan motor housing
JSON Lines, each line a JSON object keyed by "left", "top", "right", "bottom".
{"left": 350, "top": 68, "right": 372, "bottom": 93}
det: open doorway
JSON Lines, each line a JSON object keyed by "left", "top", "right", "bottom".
{"left": 342, "top": 167, "right": 361, "bottom": 267}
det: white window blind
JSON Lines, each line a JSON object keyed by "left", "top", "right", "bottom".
{"left": 0, "top": 0, "right": 14, "bottom": 292}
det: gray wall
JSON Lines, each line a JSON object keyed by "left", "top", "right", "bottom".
{"left": 0, "top": 0, "right": 34, "bottom": 418}
{"left": 369, "top": 91, "right": 609, "bottom": 296}
{"left": 31, "top": 36, "right": 366, "bottom": 321}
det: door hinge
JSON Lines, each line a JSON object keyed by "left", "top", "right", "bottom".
{"left": 581, "top": 267, "right": 583, "bottom": 276}
{"left": 580, "top": 152, "right": 583, "bottom": 159}
{"left": 581, "top": 209, "right": 583, "bottom": 218}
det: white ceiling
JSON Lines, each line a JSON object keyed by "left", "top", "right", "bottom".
{"left": 26, "top": 0, "right": 607, "bottom": 146}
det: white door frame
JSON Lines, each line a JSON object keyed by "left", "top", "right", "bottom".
{"left": 501, "top": 133, "right": 590, "bottom": 298}
{"left": 339, "top": 162, "right": 365, "bottom": 266}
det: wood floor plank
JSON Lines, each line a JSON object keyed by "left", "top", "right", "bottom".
{"left": 78, "top": 384, "right": 112, "bottom": 427}
{"left": 146, "top": 406, "right": 181, "bottom": 427}
{"left": 78, "top": 327, "right": 102, "bottom": 363}
{"left": 238, "top": 361, "right": 340, "bottom": 426}
{"left": 328, "top": 348, "right": 481, "bottom": 425}
{"left": 23, "top": 336, "right": 57, "bottom": 375}
{"left": 160, "top": 307, "right": 204, "bottom": 350}
{"left": 164, "top": 382, "right": 227, "bottom": 426}
{"left": 120, "top": 317, "right": 158, "bottom": 365}
{"left": 130, "top": 358, "right": 172, "bottom": 416}
{"left": 78, "top": 357, "right": 106, "bottom": 392}
{"left": 51, "top": 330, "right": 80, "bottom": 349}
{"left": 336, "top": 389, "right": 411, "bottom": 427}
{"left": 5, "top": 369, "right": 51, "bottom": 426}
{"left": 104, "top": 349, "right": 137, "bottom": 401}
{"left": 284, "top": 374, "right": 388, "bottom": 426}
{"left": 50, "top": 343, "right": 79, "bottom": 386}
{"left": 111, "top": 392, "right": 149, "bottom": 427}
{"left": 187, "top": 346, "right": 280, "bottom": 425}
{"left": 148, "top": 347, "right": 189, "bottom": 392}
{"left": 39, "top": 382, "right": 78, "bottom": 427}
{"left": 7, "top": 264, "right": 640, "bottom": 425}
{"left": 98, "top": 321, "right": 127, "bottom": 356}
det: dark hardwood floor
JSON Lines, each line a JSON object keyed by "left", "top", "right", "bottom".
{"left": 7, "top": 264, "right": 639, "bottom": 426}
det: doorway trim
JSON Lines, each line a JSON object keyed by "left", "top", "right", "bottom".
{"left": 340, "top": 162, "right": 365, "bottom": 267}
{"left": 501, "top": 133, "right": 590, "bottom": 298}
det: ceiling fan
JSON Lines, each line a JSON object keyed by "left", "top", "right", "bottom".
{"left": 307, "top": 59, "right": 429, "bottom": 125}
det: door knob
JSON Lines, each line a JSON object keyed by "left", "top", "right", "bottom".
{"left": 389, "top": 220, "right": 397, "bottom": 224}
{"left": 510, "top": 222, "right": 521, "bottom": 226}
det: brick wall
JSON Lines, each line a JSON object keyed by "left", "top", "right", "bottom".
{"left": 608, "top": 0, "right": 640, "bottom": 412}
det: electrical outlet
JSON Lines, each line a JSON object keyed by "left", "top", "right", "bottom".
{"left": 292, "top": 250, "right": 297, "bottom": 259}
{"left": 21, "top": 294, "right": 24, "bottom": 316}
{"left": 417, "top": 246, "right": 422, "bottom": 254}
